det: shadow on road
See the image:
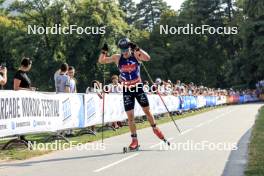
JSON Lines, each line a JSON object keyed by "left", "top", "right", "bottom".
{"left": 0, "top": 149, "right": 162, "bottom": 168}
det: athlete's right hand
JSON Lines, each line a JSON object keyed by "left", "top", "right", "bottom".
{"left": 101, "top": 43, "right": 109, "bottom": 52}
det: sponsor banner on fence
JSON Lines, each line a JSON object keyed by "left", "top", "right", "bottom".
{"left": 83, "top": 94, "right": 181, "bottom": 126}
{"left": 0, "top": 91, "right": 61, "bottom": 137}
{"left": 83, "top": 93, "right": 102, "bottom": 127}
{"left": 0, "top": 90, "right": 260, "bottom": 138}
{"left": 56, "top": 93, "right": 84, "bottom": 130}
{"left": 0, "top": 91, "right": 84, "bottom": 137}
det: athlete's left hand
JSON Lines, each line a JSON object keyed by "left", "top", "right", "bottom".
{"left": 129, "top": 42, "right": 139, "bottom": 51}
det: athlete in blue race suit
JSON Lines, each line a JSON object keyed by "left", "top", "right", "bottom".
{"left": 98, "top": 38, "right": 168, "bottom": 150}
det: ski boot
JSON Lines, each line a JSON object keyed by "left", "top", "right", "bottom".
{"left": 152, "top": 124, "right": 170, "bottom": 146}
{"left": 123, "top": 134, "right": 140, "bottom": 153}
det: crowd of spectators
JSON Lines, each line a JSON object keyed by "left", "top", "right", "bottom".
{"left": 0, "top": 58, "right": 260, "bottom": 99}
{"left": 256, "top": 80, "right": 264, "bottom": 96}
{"left": 152, "top": 78, "right": 258, "bottom": 97}
{"left": 95, "top": 76, "right": 258, "bottom": 98}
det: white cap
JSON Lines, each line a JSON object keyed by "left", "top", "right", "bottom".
{"left": 155, "top": 78, "right": 162, "bottom": 84}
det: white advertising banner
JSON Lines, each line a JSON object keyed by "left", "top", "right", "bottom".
{"left": 0, "top": 91, "right": 61, "bottom": 137}
{"left": 84, "top": 93, "right": 105, "bottom": 127}
{"left": 83, "top": 93, "right": 181, "bottom": 126}
{"left": 56, "top": 93, "right": 84, "bottom": 130}
{"left": 0, "top": 90, "right": 256, "bottom": 138}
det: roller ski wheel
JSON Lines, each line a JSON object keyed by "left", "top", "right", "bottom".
{"left": 123, "top": 145, "right": 140, "bottom": 153}
{"left": 163, "top": 139, "right": 171, "bottom": 146}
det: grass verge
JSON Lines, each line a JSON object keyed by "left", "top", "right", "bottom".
{"left": 0, "top": 106, "right": 223, "bottom": 161}
{"left": 245, "top": 106, "right": 264, "bottom": 176}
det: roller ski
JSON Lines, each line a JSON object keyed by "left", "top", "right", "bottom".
{"left": 152, "top": 125, "right": 170, "bottom": 146}
{"left": 123, "top": 138, "right": 140, "bottom": 153}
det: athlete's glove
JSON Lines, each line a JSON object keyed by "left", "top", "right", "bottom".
{"left": 101, "top": 43, "right": 109, "bottom": 53}
{"left": 129, "top": 42, "right": 140, "bottom": 51}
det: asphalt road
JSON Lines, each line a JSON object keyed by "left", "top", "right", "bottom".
{"left": 0, "top": 103, "right": 263, "bottom": 176}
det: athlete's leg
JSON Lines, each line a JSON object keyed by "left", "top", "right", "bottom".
{"left": 134, "top": 85, "right": 155, "bottom": 125}
{"left": 142, "top": 106, "right": 165, "bottom": 140}
{"left": 126, "top": 110, "right": 138, "bottom": 149}
{"left": 135, "top": 87, "right": 166, "bottom": 140}
{"left": 123, "top": 88, "right": 138, "bottom": 149}
{"left": 126, "top": 110, "right": 137, "bottom": 134}
{"left": 142, "top": 106, "right": 155, "bottom": 126}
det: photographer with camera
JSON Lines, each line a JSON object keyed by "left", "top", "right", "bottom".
{"left": 0, "top": 63, "right": 7, "bottom": 88}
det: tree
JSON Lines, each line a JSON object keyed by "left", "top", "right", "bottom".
{"left": 0, "top": 0, "right": 262, "bottom": 91}
{"left": 135, "top": 0, "right": 169, "bottom": 30}
{"left": 118, "top": 0, "right": 137, "bottom": 25}
{"left": 2, "top": 0, "right": 135, "bottom": 91}
{"left": 239, "top": 0, "right": 264, "bottom": 87}
{"left": 0, "top": 15, "right": 25, "bottom": 88}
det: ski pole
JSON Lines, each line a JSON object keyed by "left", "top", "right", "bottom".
{"left": 101, "top": 62, "right": 106, "bottom": 143}
{"left": 102, "top": 91, "right": 105, "bottom": 143}
{"left": 141, "top": 62, "right": 181, "bottom": 134}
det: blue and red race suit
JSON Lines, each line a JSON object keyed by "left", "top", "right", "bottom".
{"left": 118, "top": 53, "right": 149, "bottom": 111}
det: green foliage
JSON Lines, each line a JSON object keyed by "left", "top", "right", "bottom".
{"left": 227, "top": 0, "right": 264, "bottom": 88}
{"left": 118, "top": 0, "right": 137, "bottom": 24}
{"left": 0, "top": 0, "right": 139, "bottom": 91}
{"left": 245, "top": 106, "right": 264, "bottom": 175}
{"left": 135, "top": 0, "right": 169, "bottom": 30}
{"left": 0, "top": 0, "right": 263, "bottom": 91}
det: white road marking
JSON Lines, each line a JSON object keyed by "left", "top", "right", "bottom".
{"left": 178, "top": 109, "right": 236, "bottom": 136}
{"left": 94, "top": 108, "right": 238, "bottom": 172}
{"left": 204, "top": 110, "right": 235, "bottom": 125}
{"left": 93, "top": 153, "right": 139, "bottom": 173}
{"left": 195, "top": 123, "right": 204, "bottom": 128}
{"left": 181, "top": 128, "right": 193, "bottom": 135}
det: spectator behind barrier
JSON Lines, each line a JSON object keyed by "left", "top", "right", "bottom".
{"left": 86, "top": 80, "right": 102, "bottom": 95}
{"left": 13, "top": 57, "right": 36, "bottom": 91}
{"left": 108, "top": 75, "right": 122, "bottom": 93}
{"left": 149, "top": 77, "right": 258, "bottom": 98}
{"left": 68, "top": 66, "right": 77, "bottom": 93}
{"left": 0, "top": 62, "right": 7, "bottom": 88}
{"left": 54, "top": 63, "right": 71, "bottom": 93}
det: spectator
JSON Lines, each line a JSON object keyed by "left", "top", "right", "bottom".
{"left": 108, "top": 75, "right": 122, "bottom": 93}
{"left": 86, "top": 80, "right": 102, "bottom": 95}
{"left": 155, "top": 78, "right": 162, "bottom": 86}
{"left": 143, "top": 80, "right": 150, "bottom": 93}
{"left": 143, "top": 80, "right": 149, "bottom": 86}
{"left": 0, "top": 63, "right": 7, "bottom": 87}
{"left": 55, "top": 63, "right": 70, "bottom": 93}
{"left": 176, "top": 80, "right": 181, "bottom": 87}
{"left": 54, "top": 64, "right": 73, "bottom": 137}
{"left": 164, "top": 80, "right": 173, "bottom": 95}
{"left": 13, "top": 58, "right": 36, "bottom": 91}
{"left": 68, "top": 66, "right": 77, "bottom": 93}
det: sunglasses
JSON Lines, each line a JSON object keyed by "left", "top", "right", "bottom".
{"left": 121, "top": 48, "right": 129, "bottom": 53}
